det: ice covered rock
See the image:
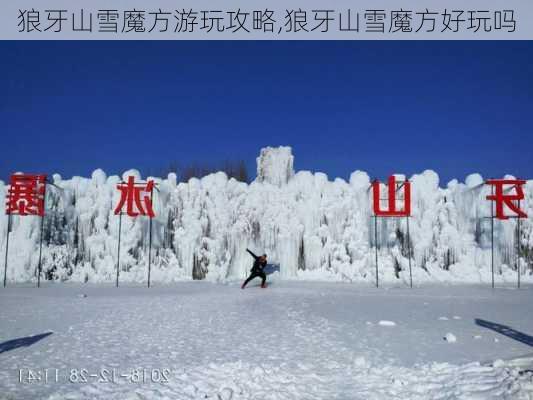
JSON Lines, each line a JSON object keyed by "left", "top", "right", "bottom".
{"left": 465, "top": 173, "right": 483, "bottom": 188}
{"left": 256, "top": 146, "right": 294, "bottom": 186}
{"left": 91, "top": 169, "right": 107, "bottom": 185}
{"left": 52, "top": 174, "right": 62, "bottom": 184}
{"left": 349, "top": 170, "right": 370, "bottom": 189}
{"left": 122, "top": 169, "right": 141, "bottom": 182}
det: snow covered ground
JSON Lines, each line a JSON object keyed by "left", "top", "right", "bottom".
{"left": 1, "top": 282, "right": 533, "bottom": 399}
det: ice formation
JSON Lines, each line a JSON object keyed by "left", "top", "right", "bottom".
{"left": 0, "top": 146, "right": 531, "bottom": 284}
{"left": 256, "top": 146, "right": 294, "bottom": 186}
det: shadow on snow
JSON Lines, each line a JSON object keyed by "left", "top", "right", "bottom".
{"left": 0, "top": 332, "right": 53, "bottom": 354}
{"left": 475, "top": 319, "right": 533, "bottom": 347}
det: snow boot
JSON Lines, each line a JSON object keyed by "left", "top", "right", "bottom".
{"left": 261, "top": 283, "right": 267, "bottom": 288}
{"left": 241, "top": 283, "right": 246, "bottom": 289}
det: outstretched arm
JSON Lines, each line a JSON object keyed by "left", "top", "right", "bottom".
{"left": 246, "top": 249, "right": 259, "bottom": 260}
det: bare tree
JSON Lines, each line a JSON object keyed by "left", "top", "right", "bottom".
{"left": 156, "top": 160, "right": 249, "bottom": 183}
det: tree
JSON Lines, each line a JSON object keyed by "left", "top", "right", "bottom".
{"left": 158, "top": 159, "right": 249, "bottom": 183}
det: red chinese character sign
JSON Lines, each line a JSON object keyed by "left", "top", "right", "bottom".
{"left": 114, "top": 176, "right": 155, "bottom": 218}
{"left": 485, "top": 179, "right": 527, "bottom": 220}
{"left": 113, "top": 176, "right": 156, "bottom": 288}
{"left": 5, "top": 174, "right": 47, "bottom": 216}
{"left": 372, "top": 176, "right": 411, "bottom": 217}
{"left": 4, "top": 174, "right": 48, "bottom": 288}
{"left": 371, "top": 176, "right": 413, "bottom": 288}
{"left": 485, "top": 179, "right": 527, "bottom": 289}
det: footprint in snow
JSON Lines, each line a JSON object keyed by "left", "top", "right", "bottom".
{"left": 217, "top": 387, "right": 234, "bottom": 400}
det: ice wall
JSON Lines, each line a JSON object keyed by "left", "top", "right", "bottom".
{"left": 256, "top": 146, "right": 294, "bottom": 187}
{"left": 0, "top": 147, "right": 531, "bottom": 285}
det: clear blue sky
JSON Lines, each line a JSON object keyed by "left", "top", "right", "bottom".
{"left": 1, "top": 41, "right": 531, "bottom": 185}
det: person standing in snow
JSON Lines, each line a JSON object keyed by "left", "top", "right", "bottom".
{"left": 241, "top": 249, "right": 268, "bottom": 289}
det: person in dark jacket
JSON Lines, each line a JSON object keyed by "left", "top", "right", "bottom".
{"left": 241, "top": 249, "right": 268, "bottom": 289}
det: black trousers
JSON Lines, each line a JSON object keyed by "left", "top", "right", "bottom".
{"left": 243, "top": 270, "right": 266, "bottom": 287}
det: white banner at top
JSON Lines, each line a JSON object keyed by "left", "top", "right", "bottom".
{"left": 2, "top": 0, "right": 532, "bottom": 40}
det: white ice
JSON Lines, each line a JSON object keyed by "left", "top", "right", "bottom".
{"left": 0, "top": 146, "right": 531, "bottom": 286}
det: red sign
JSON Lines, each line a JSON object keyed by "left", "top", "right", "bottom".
{"left": 486, "top": 179, "right": 527, "bottom": 220}
{"left": 372, "top": 176, "right": 411, "bottom": 217}
{"left": 5, "top": 174, "right": 47, "bottom": 216}
{"left": 114, "top": 176, "right": 155, "bottom": 218}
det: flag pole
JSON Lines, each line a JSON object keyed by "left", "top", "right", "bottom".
{"left": 490, "top": 182, "right": 495, "bottom": 289}
{"left": 147, "top": 190, "right": 153, "bottom": 288}
{"left": 116, "top": 212, "right": 122, "bottom": 288}
{"left": 37, "top": 184, "right": 47, "bottom": 288}
{"left": 406, "top": 215, "right": 412, "bottom": 289}
{"left": 37, "top": 212, "right": 45, "bottom": 288}
{"left": 517, "top": 198, "right": 521, "bottom": 289}
{"left": 3, "top": 214, "right": 11, "bottom": 288}
{"left": 374, "top": 214, "right": 379, "bottom": 288}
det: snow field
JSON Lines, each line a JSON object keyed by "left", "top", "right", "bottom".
{"left": 1, "top": 282, "right": 532, "bottom": 399}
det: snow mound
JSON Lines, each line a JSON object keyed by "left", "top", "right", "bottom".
{"left": 444, "top": 333, "right": 457, "bottom": 343}
{"left": 353, "top": 355, "right": 367, "bottom": 367}
{"left": 378, "top": 320, "right": 396, "bottom": 326}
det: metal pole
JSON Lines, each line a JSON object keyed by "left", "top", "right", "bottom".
{"left": 147, "top": 190, "right": 153, "bottom": 288}
{"left": 374, "top": 215, "right": 379, "bottom": 288}
{"left": 116, "top": 212, "right": 122, "bottom": 288}
{"left": 37, "top": 212, "right": 45, "bottom": 288}
{"left": 37, "top": 184, "right": 47, "bottom": 288}
{"left": 3, "top": 214, "right": 11, "bottom": 288}
{"left": 490, "top": 183, "right": 494, "bottom": 289}
{"left": 517, "top": 199, "right": 521, "bottom": 289}
{"left": 406, "top": 215, "right": 412, "bottom": 289}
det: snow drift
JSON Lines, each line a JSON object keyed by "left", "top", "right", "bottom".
{"left": 0, "top": 146, "right": 532, "bottom": 284}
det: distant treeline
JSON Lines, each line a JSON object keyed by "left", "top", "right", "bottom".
{"left": 151, "top": 160, "right": 250, "bottom": 183}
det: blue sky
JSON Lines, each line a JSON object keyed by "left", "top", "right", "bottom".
{"left": 1, "top": 41, "right": 531, "bottom": 185}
